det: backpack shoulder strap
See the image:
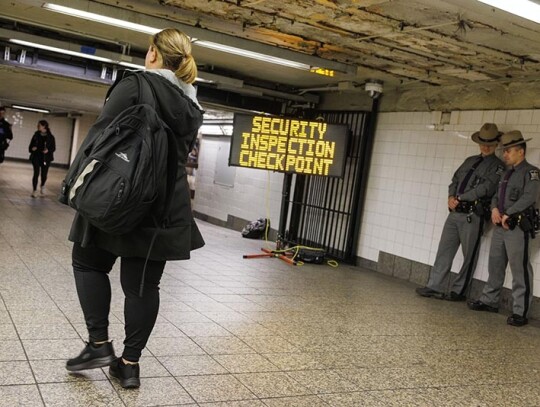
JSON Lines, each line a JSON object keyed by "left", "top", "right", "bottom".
{"left": 134, "top": 72, "right": 151, "bottom": 107}
{"left": 137, "top": 73, "right": 179, "bottom": 228}
{"left": 135, "top": 73, "right": 180, "bottom": 298}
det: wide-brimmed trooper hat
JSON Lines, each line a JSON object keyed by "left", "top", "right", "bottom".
{"left": 471, "top": 123, "right": 500, "bottom": 145}
{"left": 498, "top": 130, "right": 532, "bottom": 149}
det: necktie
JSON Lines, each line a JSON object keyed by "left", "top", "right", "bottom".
{"left": 457, "top": 156, "right": 483, "bottom": 195}
{"left": 498, "top": 169, "right": 515, "bottom": 212}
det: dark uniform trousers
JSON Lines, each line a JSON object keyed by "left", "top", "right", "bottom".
{"left": 425, "top": 153, "right": 504, "bottom": 295}
{"left": 480, "top": 226, "right": 534, "bottom": 317}
{"left": 481, "top": 158, "right": 540, "bottom": 318}
{"left": 427, "top": 211, "right": 484, "bottom": 295}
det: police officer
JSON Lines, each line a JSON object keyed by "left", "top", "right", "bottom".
{"left": 468, "top": 131, "right": 539, "bottom": 326}
{"left": 416, "top": 123, "right": 504, "bottom": 301}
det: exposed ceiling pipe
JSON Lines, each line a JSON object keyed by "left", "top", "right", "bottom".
{"left": 298, "top": 81, "right": 363, "bottom": 95}
{"left": 243, "top": 85, "right": 319, "bottom": 103}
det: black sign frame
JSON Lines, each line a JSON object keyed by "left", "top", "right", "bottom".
{"left": 228, "top": 114, "right": 349, "bottom": 178}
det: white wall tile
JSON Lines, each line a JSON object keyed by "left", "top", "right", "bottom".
{"left": 518, "top": 110, "right": 534, "bottom": 125}
{"left": 470, "top": 111, "right": 484, "bottom": 124}
{"left": 506, "top": 110, "right": 520, "bottom": 125}
{"left": 195, "top": 136, "right": 284, "bottom": 226}
{"left": 494, "top": 111, "right": 507, "bottom": 126}
{"left": 482, "top": 110, "right": 495, "bottom": 124}
{"left": 450, "top": 111, "right": 460, "bottom": 125}
{"left": 532, "top": 110, "right": 540, "bottom": 125}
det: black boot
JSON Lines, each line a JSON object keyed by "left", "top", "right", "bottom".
{"left": 415, "top": 287, "right": 445, "bottom": 299}
{"left": 507, "top": 314, "right": 528, "bottom": 327}
{"left": 66, "top": 342, "right": 115, "bottom": 371}
{"left": 109, "top": 357, "right": 140, "bottom": 389}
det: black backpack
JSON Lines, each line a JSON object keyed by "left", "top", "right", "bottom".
{"left": 241, "top": 218, "right": 269, "bottom": 239}
{"left": 59, "top": 73, "right": 178, "bottom": 235}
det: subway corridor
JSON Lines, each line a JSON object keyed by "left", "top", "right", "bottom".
{"left": 0, "top": 161, "right": 539, "bottom": 406}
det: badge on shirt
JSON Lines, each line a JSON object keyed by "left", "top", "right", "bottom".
{"left": 496, "top": 165, "right": 504, "bottom": 175}
{"left": 529, "top": 170, "right": 540, "bottom": 181}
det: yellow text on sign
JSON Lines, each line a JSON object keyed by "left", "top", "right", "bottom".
{"left": 238, "top": 116, "right": 337, "bottom": 175}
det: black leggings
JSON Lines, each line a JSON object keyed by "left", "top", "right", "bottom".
{"left": 72, "top": 243, "right": 165, "bottom": 362}
{"left": 32, "top": 161, "right": 50, "bottom": 190}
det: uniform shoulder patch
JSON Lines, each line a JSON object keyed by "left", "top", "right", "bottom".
{"left": 529, "top": 169, "right": 540, "bottom": 181}
{"left": 496, "top": 165, "right": 504, "bottom": 175}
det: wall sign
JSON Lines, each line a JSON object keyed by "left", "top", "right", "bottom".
{"left": 229, "top": 114, "right": 348, "bottom": 177}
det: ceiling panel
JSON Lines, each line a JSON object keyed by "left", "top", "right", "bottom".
{"left": 0, "top": 0, "right": 539, "bottom": 113}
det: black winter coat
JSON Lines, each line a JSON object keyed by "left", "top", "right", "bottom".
{"left": 68, "top": 71, "right": 205, "bottom": 260}
{"left": 0, "top": 118, "right": 13, "bottom": 148}
{"left": 29, "top": 131, "right": 56, "bottom": 164}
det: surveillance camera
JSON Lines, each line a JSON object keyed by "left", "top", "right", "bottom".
{"left": 365, "top": 80, "right": 383, "bottom": 99}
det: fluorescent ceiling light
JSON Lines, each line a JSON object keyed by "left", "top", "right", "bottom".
{"left": 200, "top": 124, "right": 233, "bottom": 136}
{"left": 10, "top": 39, "right": 116, "bottom": 64}
{"left": 193, "top": 40, "right": 312, "bottom": 70}
{"left": 42, "top": 3, "right": 160, "bottom": 34}
{"left": 118, "top": 61, "right": 145, "bottom": 69}
{"left": 42, "top": 3, "right": 318, "bottom": 71}
{"left": 477, "top": 0, "right": 540, "bottom": 24}
{"left": 10, "top": 39, "right": 211, "bottom": 82}
{"left": 12, "top": 104, "right": 50, "bottom": 113}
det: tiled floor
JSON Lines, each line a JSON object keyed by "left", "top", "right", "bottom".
{"left": 1, "top": 160, "right": 540, "bottom": 407}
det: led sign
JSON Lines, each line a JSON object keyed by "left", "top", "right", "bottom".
{"left": 229, "top": 114, "right": 348, "bottom": 177}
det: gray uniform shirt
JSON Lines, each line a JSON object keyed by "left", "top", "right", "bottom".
{"left": 491, "top": 159, "right": 540, "bottom": 216}
{"left": 449, "top": 154, "right": 505, "bottom": 202}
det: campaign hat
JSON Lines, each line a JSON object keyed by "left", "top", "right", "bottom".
{"left": 471, "top": 123, "right": 500, "bottom": 146}
{"left": 498, "top": 130, "right": 531, "bottom": 149}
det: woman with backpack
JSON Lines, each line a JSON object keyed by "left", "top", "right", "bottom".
{"left": 28, "top": 119, "right": 56, "bottom": 197}
{"left": 64, "top": 28, "right": 205, "bottom": 389}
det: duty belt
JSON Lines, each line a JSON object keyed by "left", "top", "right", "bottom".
{"left": 455, "top": 201, "right": 475, "bottom": 213}
{"left": 506, "top": 206, "right": 540, "bottom": 239}
{"left": 455, "top": 200, "right": 491, "bottom": 223}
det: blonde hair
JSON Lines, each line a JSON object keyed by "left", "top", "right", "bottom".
{"left": 151, "top": 28, "right": 197, "bottom": 84}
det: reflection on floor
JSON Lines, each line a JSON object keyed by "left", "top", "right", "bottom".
{"left": 0, "top": 161, "right": 539, "bottom": 406}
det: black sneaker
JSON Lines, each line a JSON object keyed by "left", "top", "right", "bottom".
{"left": 109, "top": 358, "right": 140, "bottom": 389}
{"left": 66, "top": 342, "right": 115, "bottom": 372}
{"left": 415, "top": 287, "right": 445, "bottom": 299}
{"left": 507, "top": 314, "right": 528, "bottom": 327}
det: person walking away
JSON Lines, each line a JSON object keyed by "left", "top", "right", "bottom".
{"left": 468, "top": 131, "right": 539, "bottom": 327}
{"left": 0, "top": 106, "right": 13, "bottom": 164}
{"left": 28, "top": 120, "right": 56, "bottom": 197}
{"left": 64, "top": 28, "right": 205, "bottom": 389}
{"left": 416, "top": 123, "right": 504, "bottom": 301}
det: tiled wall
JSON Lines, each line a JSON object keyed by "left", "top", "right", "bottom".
{"left": 358, "top": 109, "right": 540, "bottom": 296}
{"left": 74, "top": 115, "right": 98, "bottom": 151}
{"left": 194, "top": 136, "right": 284, "bottom": 227}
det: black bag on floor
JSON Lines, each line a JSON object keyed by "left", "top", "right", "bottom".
{"left": 241, "top": 218, "right": 269, "bottom": 239}
{"left": 296, "top": 248, "right": 326, "bottom": 264}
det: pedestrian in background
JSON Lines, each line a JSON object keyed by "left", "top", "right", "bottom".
{"left": 0, "top": 106, "right": 13, "bottom": 164}
{"left": 28, "top": 119, "right": 56, "bottom": 197}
